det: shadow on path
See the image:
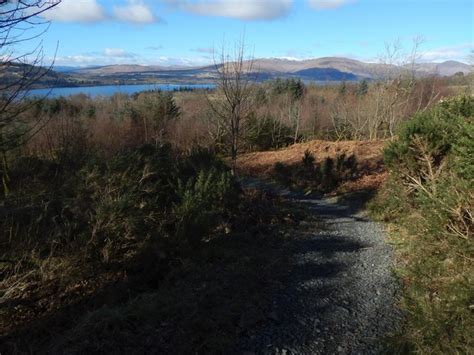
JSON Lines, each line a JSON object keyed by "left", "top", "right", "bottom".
{"left": 238, "top": 178, "right": 401, "bottom": 354}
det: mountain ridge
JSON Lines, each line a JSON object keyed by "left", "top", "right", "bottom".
{"left": 2, "top": 57, "right": 471, "bottom": 89}
{"left": 68, "top": 57, "right": 471, "bottom": 79}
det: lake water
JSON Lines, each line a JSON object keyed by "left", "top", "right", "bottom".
{"left": 28, "top": 83, "right": 216, "bottom": 98}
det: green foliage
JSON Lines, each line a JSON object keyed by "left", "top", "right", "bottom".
{"left": 254, "top": 86, "right": 268, "bottom": 105}
{"left": 244, "top": 113, "right": 293, "bottom": 151}
{"left": 178, "top": 146, "right": 228, "bottom": 178}
{"left": 356, "top": 79, "right": 369, "bottom": 96}
{"left": 132, "top": 91, "right": 181, "bottom": 141}
{"left": 173, "top": 168, "right": 238, "bottom": 245}
{"left": 382, "top": 95, "right": 473, "bottom": 238}
{"left": 1, "top": 144, "right": 240, "bottom": 265}
{"left": 338, "top": 81, "right": 347, "bottom": 95}
{"left": 271, "top": 78, "right": 305, "bottom": 100}
{"left": 37, "top": 186, "right": 295, "bottom": 354}
{"left": 83, "top": 144, "right": 177, "bottom": 260}
{"left": 372, "top": 95, "right": 474, "bottom": 353}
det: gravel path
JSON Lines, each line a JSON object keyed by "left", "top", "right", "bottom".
{"left": 239, "top": 179, "right": 402, "bottom": 355}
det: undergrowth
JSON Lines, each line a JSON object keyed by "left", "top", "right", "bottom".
{"left": 0, "top": 144, "right": 301, "bottom": 352}
{"left": 370, "top": 95, "right": 473, "bottom": 354}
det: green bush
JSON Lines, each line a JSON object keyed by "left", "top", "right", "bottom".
{"left": 173, "top": 168, "right": 239, "bottom": 245}
{"left": 372, "top": 95, "right": 473, "bottom": 353}
{"left": 382, "top": 95, "right": 473, "bottom": 239}
{"left": 244, "top": 114, "right": 293, "bottom": 151}
{"left": 1, "top": 144, "right": 240, "bottom": 265}
{"left": 270, "top": 78, "right": 305, "bottom": 100}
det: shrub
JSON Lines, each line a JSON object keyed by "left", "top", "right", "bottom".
{"left": 1, "top": 144, "right": 240, "bottom": 265}
{"left": 302, "top": 149, "right": 315, "bottom": 168}
{"left": 83, "top": 144, "right": 177, "bottom": 261}
{"left": 129, "top": 91, "right": 181, "bottom": 143}
{"left": 372, "top": 95, "right": 473, "bottom": 353}
{"left": 173, "top": 168, "right": 239, "bottom": 245}
{"left": 270, "top": 78, "right": 305, "bottom": 100}
{"left": 243, "top": 114, "right": 293, "bottom": 151}
{"left": 382, "top": 95, "right": 473, "bottom": 240}
{"left": 271, "top": 152, "right": 359, "bottom": 193}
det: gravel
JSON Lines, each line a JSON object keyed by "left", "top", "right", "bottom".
{"left": 238, "top": 179, "right": 402, "bottom": 355}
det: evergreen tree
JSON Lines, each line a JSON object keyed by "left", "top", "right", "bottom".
{"left": 338, "top": 81, "right": 347, "bottom": 95}
{"left": 357, "top": 79, "right": 369, "bottom": 96}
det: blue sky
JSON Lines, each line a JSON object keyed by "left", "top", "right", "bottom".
{"left": 20, "top": 0, "right": 474, "bottom": 67}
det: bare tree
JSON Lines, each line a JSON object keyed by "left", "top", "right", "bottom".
{"left": 1, "top": 0, "right": 60, "bottom": 194}
{"left": 207, "top": 37, "right": 255, "bottom": 174}
{"left": 365, "top": 37, "right": 440, "bottom": 139}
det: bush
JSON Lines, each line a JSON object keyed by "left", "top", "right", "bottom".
{"left": 1, "top": 144, "right": 240, "bottom": 265}
{"left": 270, "top": 78, "right": 305, "bottom": 100}
{"left": 382, "top": 95, "right": 473, "bottom": 239}
{"left": 243, "top": 114, "right": 293, "bottom": 151}
{"left": 371, "top": 95, "right": 473, "bottom": 353}
{"left": 271, "top": 151, "right": 359, "bottom": 193}
{"left": 173, "top": 168, "right": 239, "bottom": 245}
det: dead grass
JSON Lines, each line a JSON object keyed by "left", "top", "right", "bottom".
{"left": 237, "top": 139, "right": 388, "bottom": 193}
{"left": 238, "top": 139, "right": 385, "bottom": 175}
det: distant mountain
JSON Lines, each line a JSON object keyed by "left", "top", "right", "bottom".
{"left": 252, "top": 57, "right": 386, "bottom": 78}
{"left": 252, "top": 57, "right": 471, "bottom": 78}
{"left": 68, "top": 57, "right": 470, "bottom": 83}
{"left": 75, "top": 64, "right": 172, "bottom": 75}
{"left": 407, "top": 61, "right": 472, "bottom": 77}
{"left": 3, "top": 57, "right": 472, "bottom": 88}
{"left": 52, "top": 66, "right": 85, "bottom": 73}
{"left": 0, "top": 63, "right": 78, "bottom": 88}
{"left": 294, "top": 67, "right": 358, "bottom": 81}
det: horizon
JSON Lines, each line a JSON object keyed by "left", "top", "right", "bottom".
{"left": 14, "top": 0, "right": 473, "bottom": 68}
{"left": 52, "top": 55, "right": 471, "bottom": 70}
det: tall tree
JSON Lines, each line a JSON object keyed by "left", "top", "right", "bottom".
{"left": 208, "top": 37, "right": 255, "bottom": 174}
{"left": 1, "top": 1, "right": 60, "bottom": 151}
{"left": 1, "top": 0, "right": 60, "bottom": 194}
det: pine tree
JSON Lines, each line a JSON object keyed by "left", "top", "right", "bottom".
{"left": 357, "top": 79, "right": 369, "bottom": 96}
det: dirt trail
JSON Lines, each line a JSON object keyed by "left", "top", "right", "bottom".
{"left": 238, "top": 178, "right": 401, "bottom": 354}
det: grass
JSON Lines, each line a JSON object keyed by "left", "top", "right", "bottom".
{"left": 373, "top": 215, "right": 473, "bottom": 354}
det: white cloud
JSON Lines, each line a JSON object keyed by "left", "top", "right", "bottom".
{"left": 40, "top": 0, "right": 105, "bottom": 23}
{"left": 308, "top": 0, "right": 353, "bottom": 10}
{"left": 104, "top": 48, "right": 138, "bottom": 58}
{"left": 113, "top": 0, "right": 158, "bottom": 24}
{"left": 168, "top": 0, "right": 293, "bottom": 20}
{"left": 419, "top": 43, "right": 473, "bottom": 63}
{"left": 191, "top": 47, "right": 214, "bottom": 54}
{"left": 155, "top": 55, "right": 210, "bottom": 66}
{"left": 51, "top": 50, "right": 212, "bottom": 67}
{"left": 53, "top": 55, "right": 102, "bottom": 66}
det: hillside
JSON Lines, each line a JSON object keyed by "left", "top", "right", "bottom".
{"left": 69, "top": 57, "right": 471, "bottom": 81}
{"left": 408, "top": 60, "right": 473, "bottom": 76}
{"left": 2, "top": 57, "right": 471, "bottom": 89}
{"left": 0, "top": 63, "right": 81, "bottom": 88}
